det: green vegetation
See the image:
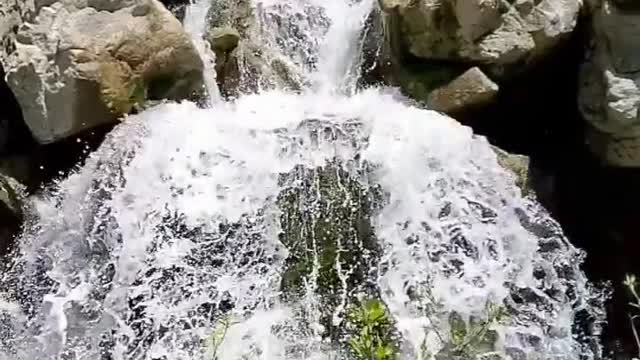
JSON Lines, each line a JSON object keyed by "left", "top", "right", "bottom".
{"left": 432, "top": 302, "right": 507, "bottom": 360}
{"left": 346, "top": 299, "right": 399, "bottom": 360}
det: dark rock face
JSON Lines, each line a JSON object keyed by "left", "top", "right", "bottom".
{"left": 0, "top": 65, "right": 33, "bottom": 157}
{"left": 610, "top": 0, "right": 640, "bottom": 11}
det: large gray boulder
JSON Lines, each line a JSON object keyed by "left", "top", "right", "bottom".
{"left": 1, "top": 0, "right": 204, "bottom": 144}
{"left": 579, "top": 0, "right": 640, "bottom": 167}
{"left": 381, "top": 0, "right": 581, "bottom": 77}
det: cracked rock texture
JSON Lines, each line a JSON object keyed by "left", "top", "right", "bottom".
{"left": 1, "top": 0, "right": 204, "bottom": 144}
{"left": 381, "top": 0, "right": 582, "bottom": 78}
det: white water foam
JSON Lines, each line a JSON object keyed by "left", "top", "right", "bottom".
{"left": 0, "top": 0, "right": 604, "bottom": 359}
{"left": 0, "top": 90, "right": 603, "bottom": 359}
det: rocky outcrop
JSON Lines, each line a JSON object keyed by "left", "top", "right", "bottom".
{"left": 379, "top": 0, "right": 582, "bottom": 116}
{"left": 579, "top": 0, "right": 640, "bottom": 167}
{"left": 1, "top": 0, "right": 204, "bottom": 144}
{"left": 381, "top": 0, "right": 581, "bottom": 77}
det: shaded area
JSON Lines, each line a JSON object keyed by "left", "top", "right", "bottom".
{"left": 0, "top": 65, "right": 33, "bottom": 156}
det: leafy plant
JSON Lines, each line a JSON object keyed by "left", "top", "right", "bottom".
{"left": 346, "top": 299, "right": 398, "bottom": 360}
{"left": 449, "top": 302, "right": 506, "bottom": 354}
{"left": 419, "top": 301, "right": 507, "bottom": 360}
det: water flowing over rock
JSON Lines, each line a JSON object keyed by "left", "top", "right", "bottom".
{"left": 579, "top": 0, "right": 640, "bottom": 167}
{"left": 0, "top": 0, "right": 606, "bottom": 359}
{"left": 0, "top": 89, "right": 604, "bottom": 360}
{"left": 1, "top": 0, "right": 204, "bottom": 144}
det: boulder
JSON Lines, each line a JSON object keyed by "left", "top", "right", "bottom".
{"left": 427, "top": 67, "right": 499, "bottom": 114}
{"left": 1, "top": 0, "right": 204, "bottom": 144}
{"left": 380, "top": 0, "right": 581, "bottom": 77}
{"left": 579, "top": 0, "right": 640, "bottom": 166}
{"left": 206, "top": 27, "right": 241, "bottom": 55}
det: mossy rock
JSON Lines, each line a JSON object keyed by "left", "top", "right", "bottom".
{"left": 277, "top": 160, "right": 385, "bottom": 341}
{"left": 207, "top": 27, "right": 241, "bottom": 55}
{"left": 491, "top": 145, "right": 530, "bottom": 195}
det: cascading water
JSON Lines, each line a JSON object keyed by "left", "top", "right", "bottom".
{"left": 184, "top": 0, "right": 222, "bottom": 104}
{"left": 0, "top": 0, "right": 606, "bottom": 359}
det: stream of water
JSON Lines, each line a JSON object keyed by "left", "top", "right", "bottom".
{"left": 0, "top": 0, "right": 605, "bottom": 359}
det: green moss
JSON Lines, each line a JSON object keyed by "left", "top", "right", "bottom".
{"left": 491, "top": 146, "right": 530, "bottom": 195}
{"left": 277, "top": 160, "right": 384, "bottom": 341}
{"left": 99, "top": 61, "right": 147, "bottom": 116}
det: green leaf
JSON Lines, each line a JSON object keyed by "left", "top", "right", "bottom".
{"left": 375, "top": 344, "right": 396, "bottom": 360}
{"left": 448, "top": 312, "right": 467, "bottom": 346}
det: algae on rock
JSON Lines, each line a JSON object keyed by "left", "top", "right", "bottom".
{"left": 491, "top": 145, "right": 530, "bottom": 195}
{"left": 277, "top": 160, "right": 385, "bottom": 341}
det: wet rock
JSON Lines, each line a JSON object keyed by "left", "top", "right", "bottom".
{"left": 427, "top": 67, "right": 499, "bottom": 115}
{"left": 277, "top": 161, "right": 384, "bottom": 341}
{"left": 206, "top": 0, "right": 303, "bottom": 97}
{"left": 579, "top": 0, "right": 640, "bottom": 166}
{"left": 206, "top": 27, "right": 241, "bottom": 55}
{"left": 492, "top": 145, "right": 530, "bottom": 194}
{"left": 1, "top": 0, "right": 204, "bottom": 144}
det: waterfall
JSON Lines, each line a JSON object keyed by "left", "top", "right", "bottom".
{"left": 184, "top": 0, "right": 222, "bottom": 105}
{"left": 0, "top": 0, "right": 605, "bottom": 359}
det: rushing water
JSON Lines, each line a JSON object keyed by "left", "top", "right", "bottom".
{"left": 183, "top": 0, "right": 221, "bottom": 104}
{"left": 0, "top": 0, "right": 605, "bottom": 359}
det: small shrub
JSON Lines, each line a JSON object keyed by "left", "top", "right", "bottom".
{"left": 346, "top": 299, "right": 399, "bottom": 360}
